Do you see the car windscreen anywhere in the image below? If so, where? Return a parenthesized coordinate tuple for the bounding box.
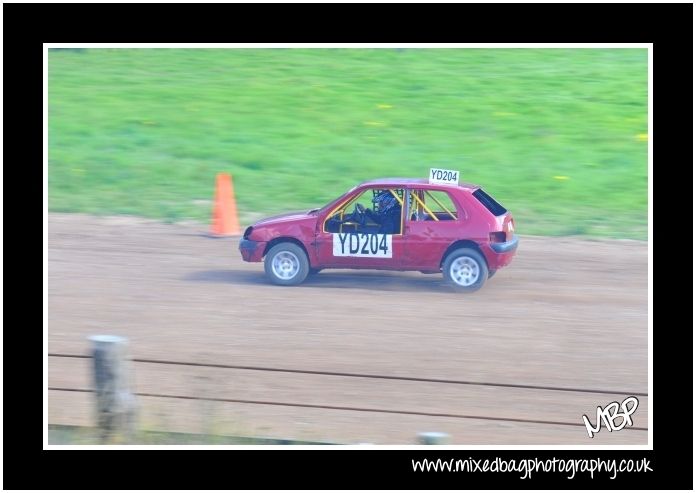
(472, 188, 507, 216)
(317, 185, 358, 214)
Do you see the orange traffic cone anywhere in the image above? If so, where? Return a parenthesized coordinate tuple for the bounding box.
(210, 173, 241, 236)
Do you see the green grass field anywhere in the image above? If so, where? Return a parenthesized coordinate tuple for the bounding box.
(49, 48, 648, 238)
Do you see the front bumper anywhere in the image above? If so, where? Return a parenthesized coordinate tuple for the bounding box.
(490, 234, 519, 254)
(239, 238, 265, 262)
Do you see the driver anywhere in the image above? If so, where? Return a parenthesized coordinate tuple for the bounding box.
(335, 190, 402, 234)
(364, 190, 402, 234)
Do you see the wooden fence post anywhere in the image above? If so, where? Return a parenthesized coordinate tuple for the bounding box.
(89, 335, 137, 443)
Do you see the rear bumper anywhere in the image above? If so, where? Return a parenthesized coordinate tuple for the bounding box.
(490, 234, 519, 253)
(239, 238, 265, 262)
(481, 235, 518, 270)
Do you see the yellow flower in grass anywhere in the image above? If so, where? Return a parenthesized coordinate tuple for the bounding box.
(377, 104, 392, 109)
(553, 175, 569, 181)
(635, 133, 648, 142)
(364, 121, 386, 126)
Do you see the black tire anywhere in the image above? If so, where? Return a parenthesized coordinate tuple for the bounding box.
(308, 267, 322, 276)
(442, 248, 488, 292)
(488, 269, 497, 279)
(264, 242, 309, 286)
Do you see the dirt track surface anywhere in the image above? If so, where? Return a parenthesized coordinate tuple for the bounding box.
(48, 213, 649, 444)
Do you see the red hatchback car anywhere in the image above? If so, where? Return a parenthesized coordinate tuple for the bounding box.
(239, 170, 518, 292)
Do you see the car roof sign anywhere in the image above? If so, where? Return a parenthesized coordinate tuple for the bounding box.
(429, 168, 459, 186)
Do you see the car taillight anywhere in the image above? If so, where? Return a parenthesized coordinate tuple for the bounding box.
(489, 232, 506, 243)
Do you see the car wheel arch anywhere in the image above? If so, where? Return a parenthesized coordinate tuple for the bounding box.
(263, 237, 313, 265)
(440, 240, 489, 270)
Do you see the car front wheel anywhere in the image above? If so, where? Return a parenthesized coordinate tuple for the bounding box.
(442, 248, 488, 292)
(264, 243, 309, 286)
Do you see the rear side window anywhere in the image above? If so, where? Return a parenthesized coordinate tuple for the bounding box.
(473, 189, 507, 216)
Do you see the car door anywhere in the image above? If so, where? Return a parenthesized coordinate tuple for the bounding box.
(314, 186, 406, 269)
(403, 187, 466, 271)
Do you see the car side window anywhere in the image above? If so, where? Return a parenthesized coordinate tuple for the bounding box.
(324, 188, 405, 235)
(408, 189, 459, 221)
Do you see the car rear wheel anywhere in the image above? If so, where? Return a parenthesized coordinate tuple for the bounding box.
(264, 243, 309, 286)
(442, 248, 488, 292)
